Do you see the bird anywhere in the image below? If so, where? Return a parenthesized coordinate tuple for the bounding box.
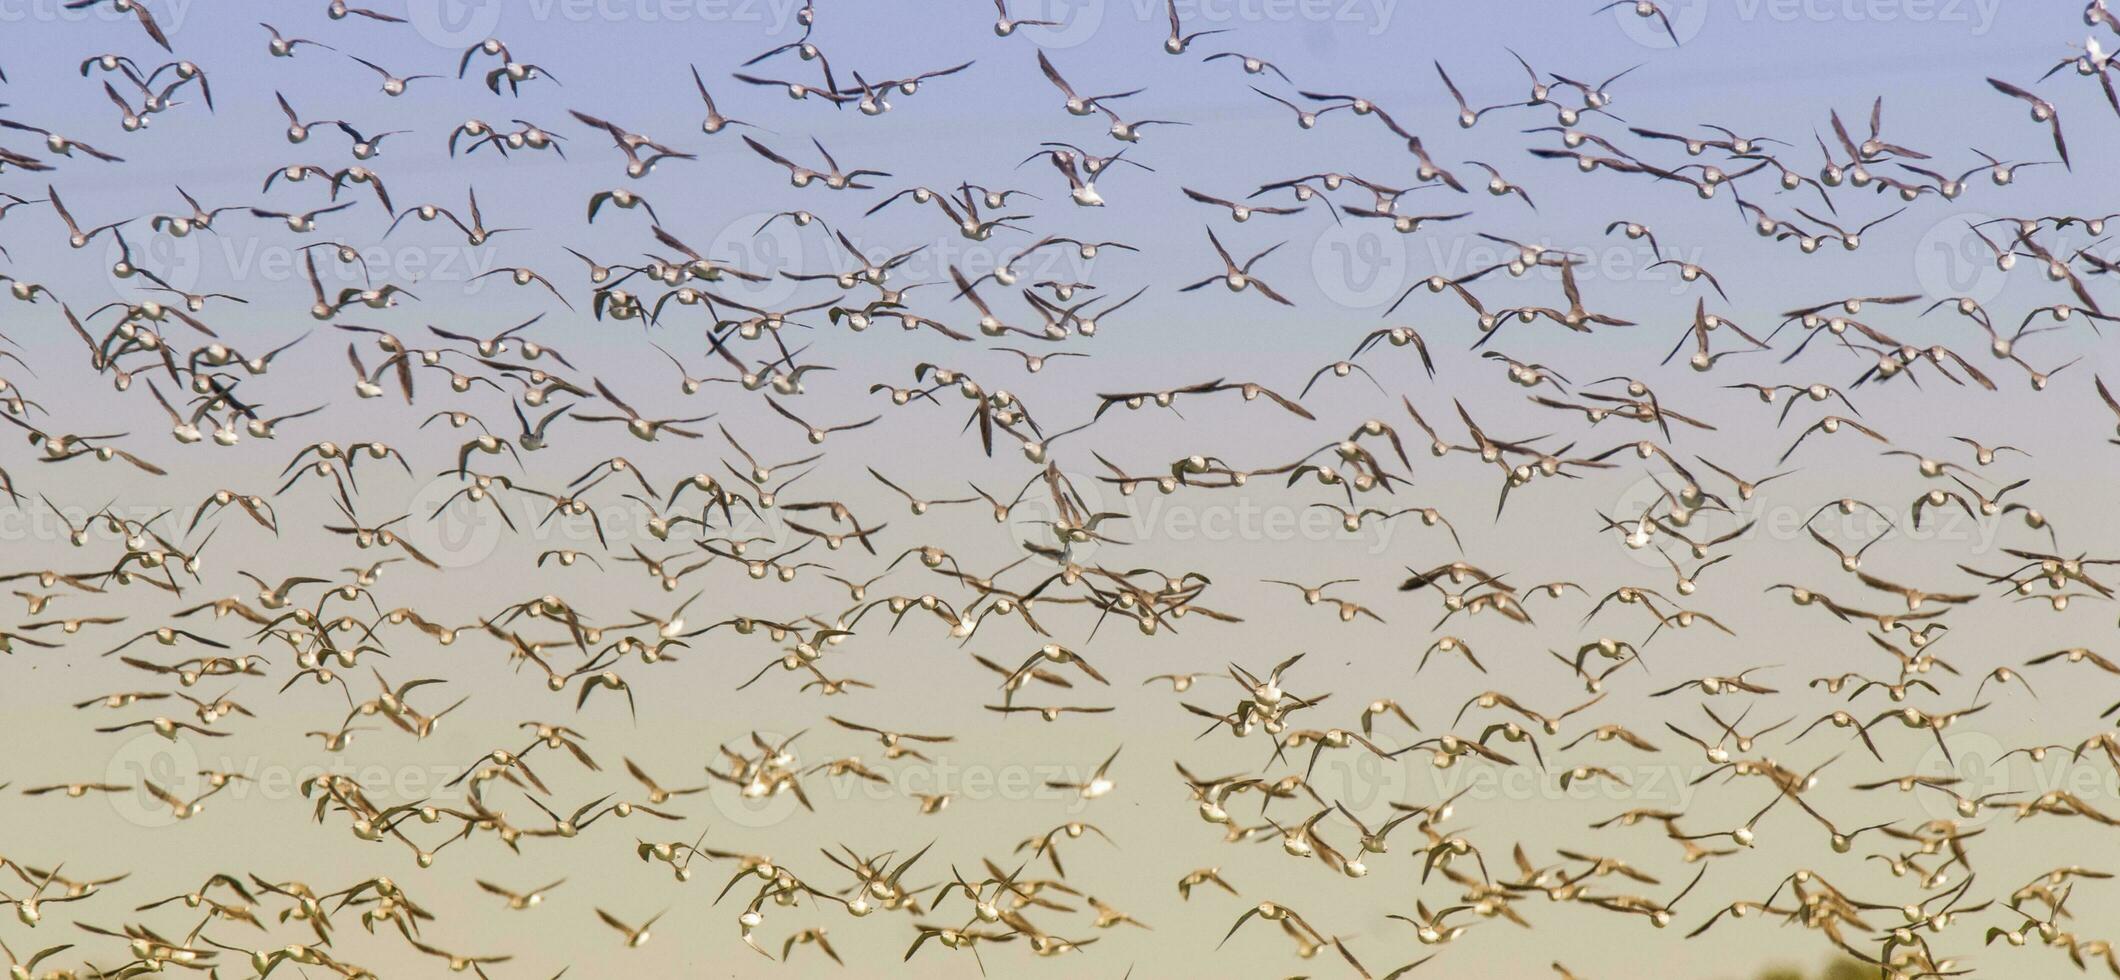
(595, 907, 665, 947)
(0, 121, 122, 162)
(1162, 0, 1227, 53)
(1593, 0, 1683, 45)
(682, 66, 754, 135)
(1183, 185, 1304, 221)
(346, 55, 439, 97)
(1036, 50, 1141, 117)
(1046, 746, 1121, 800)
(1988, 77, 2072, 168)
(259, 22, 332, 58)
(1205, 51, 1291, 81)
(992, 0, 1060, 35)
(1179, 227, 1296, 305)
(1436, 60, 1526, 128)
(573, 379, 713, 441)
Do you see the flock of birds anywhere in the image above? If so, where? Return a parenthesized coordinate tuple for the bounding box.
(5, 0, 2120, 977)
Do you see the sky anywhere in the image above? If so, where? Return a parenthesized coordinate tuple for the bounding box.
(2, 0, 2119, 978)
